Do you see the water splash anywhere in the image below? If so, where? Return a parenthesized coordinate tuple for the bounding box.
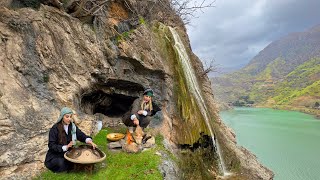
(169, 27, 229, 176)
(216, 138, 232, 176)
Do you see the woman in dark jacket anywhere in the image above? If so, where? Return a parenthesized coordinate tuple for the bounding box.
(123, 88, 161, 130)
(44, 107, 97, 172)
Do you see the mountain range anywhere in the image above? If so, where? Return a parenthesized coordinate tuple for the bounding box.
(212, 24, 320, 116)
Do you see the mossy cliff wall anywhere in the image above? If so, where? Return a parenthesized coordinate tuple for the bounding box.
(152, 23, 210, 145)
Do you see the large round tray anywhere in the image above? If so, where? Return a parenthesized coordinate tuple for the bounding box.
(64, 145, 106, 164)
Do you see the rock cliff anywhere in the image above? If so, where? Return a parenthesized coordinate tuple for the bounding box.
(0, 1, 273, 179)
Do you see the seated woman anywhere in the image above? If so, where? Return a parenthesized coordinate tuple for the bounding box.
(123, 88, 161, 132)
(44, 107, 97, 173)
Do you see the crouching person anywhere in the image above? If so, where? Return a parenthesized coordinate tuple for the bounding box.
(122, 88, 161, 132)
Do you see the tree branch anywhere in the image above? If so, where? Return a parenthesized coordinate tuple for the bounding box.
(170, 0, 216, 25)
(202, 59, 220, 77)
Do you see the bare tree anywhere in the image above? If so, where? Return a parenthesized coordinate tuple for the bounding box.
(202, 58, 220, 77)
(170, 0, 216, 24)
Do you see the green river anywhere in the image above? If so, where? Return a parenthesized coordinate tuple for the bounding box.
(220, 107, 320, 180)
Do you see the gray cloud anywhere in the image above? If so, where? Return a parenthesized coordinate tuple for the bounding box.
(187, 0, 320, 70)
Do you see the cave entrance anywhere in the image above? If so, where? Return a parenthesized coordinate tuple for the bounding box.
(80, 80, 144, 118)
(81, 90, 136, 117)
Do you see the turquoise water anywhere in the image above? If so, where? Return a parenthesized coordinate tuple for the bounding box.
(220, 107, 320, 180)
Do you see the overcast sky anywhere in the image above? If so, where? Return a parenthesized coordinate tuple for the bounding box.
(187, 0, 320, 72)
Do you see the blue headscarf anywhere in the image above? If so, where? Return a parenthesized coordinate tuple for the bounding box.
(57, 107, 73, 122)
(57, 107, 77, 145)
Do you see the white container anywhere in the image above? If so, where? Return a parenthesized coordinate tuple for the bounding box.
(97, 120, 103, 131)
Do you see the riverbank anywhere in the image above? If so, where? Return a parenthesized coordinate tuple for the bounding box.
(255, 105, 320, 119)
(217, 101, 320, 119)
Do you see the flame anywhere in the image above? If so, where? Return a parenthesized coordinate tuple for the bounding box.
(126, 130, 134, 145)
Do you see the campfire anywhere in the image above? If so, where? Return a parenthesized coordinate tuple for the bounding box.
(126, 129, 134, 144)
(107, 126, 155, 153)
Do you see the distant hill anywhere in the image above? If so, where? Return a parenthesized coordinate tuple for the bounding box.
(212, 24, 320, 116)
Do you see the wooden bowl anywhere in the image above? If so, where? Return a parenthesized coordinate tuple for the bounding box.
(106, 133, 125, 141)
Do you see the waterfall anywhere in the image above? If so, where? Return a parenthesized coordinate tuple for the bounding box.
(169, 27, 229, 176)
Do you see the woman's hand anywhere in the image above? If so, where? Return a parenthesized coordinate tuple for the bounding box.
(67, 141, 73, 149)
(137, 110, 144, 115)
(133, 119, 139, 125)
(87, 140, 97, 149)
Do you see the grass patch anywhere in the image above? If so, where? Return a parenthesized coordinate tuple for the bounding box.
(115, 29, 135, 44)
(35, 128, 164, 180)
(139, 16, 146, 25)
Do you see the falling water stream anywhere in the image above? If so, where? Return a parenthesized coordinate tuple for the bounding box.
(169, 27, 229, 176)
